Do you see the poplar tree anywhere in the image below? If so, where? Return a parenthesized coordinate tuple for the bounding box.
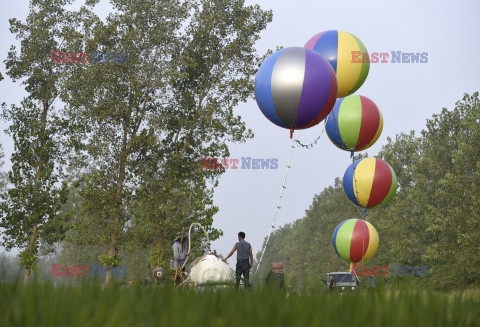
(0, 0, 76, 284)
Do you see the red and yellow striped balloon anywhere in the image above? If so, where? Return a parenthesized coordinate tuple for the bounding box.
(343, 158, 398, 208)
(325, 95, 383, 152)
(332, 218, 379, 263)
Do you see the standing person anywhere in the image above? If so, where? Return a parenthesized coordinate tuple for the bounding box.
(266, 262, 285, 292)
(223, 231, 253, 290)
(172, 232, 189, 271)
(328, 275, 336, 292)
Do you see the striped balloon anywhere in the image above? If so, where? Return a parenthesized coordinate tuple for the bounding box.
(343, 158, 397, 208)
(325, 95, 383, 152)
(254, 47, 338, 131)
(332, 218, 379, 263)
(305, 30, 369, 98)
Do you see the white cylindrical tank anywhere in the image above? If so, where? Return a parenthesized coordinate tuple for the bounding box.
(188, 254, 234, 287)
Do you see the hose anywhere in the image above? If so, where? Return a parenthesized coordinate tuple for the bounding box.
(180, 223, 210, 271)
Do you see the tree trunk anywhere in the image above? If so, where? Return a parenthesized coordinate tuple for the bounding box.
(23, 268, 31, 285)
(23, 222, 38, 286)
(23, 102, 48, 285)
(104, 243, 116, 285)
(105, 113, 130, 285)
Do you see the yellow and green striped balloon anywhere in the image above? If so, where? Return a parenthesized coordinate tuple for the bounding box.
(305, 30, 369, 98)
(332, 218, 379, 263)
(325, 95, 383, 152)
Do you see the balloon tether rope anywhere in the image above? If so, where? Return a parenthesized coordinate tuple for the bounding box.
(254, 137, 296, 276)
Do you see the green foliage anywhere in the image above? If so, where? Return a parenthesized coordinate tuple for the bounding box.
(0, 282, 479, 326)
(98, 252, 120, 267)
(18, 250, 37, 272)
(0, 1, 76, 282)
(148, 249, 164, 268)
(257, 93, 480, 291)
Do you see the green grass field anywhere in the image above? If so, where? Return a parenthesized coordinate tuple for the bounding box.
(1, 282, 479, 327)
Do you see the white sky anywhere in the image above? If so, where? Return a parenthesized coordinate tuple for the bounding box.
(1, 0, 479, 271)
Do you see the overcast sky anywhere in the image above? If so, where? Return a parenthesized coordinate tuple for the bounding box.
(1, 0, 479, 272)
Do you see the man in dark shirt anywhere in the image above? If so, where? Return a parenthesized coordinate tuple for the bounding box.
(328, 275, 336, 292)
(266, 262, 285, 292)
(223, 231, 253, 290)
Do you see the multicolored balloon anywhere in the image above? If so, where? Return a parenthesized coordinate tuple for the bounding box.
(325, 95, 383, 152)
(254, 47, 338, 134)
(305, 30, 369, 98)
(332, 218, 379, 263)
(343, 158, 397, 208)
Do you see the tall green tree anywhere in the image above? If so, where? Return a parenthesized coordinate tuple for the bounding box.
(63, 0, 272, 283)
(0, 0, 79, 284)
(61, 0, 194, 284)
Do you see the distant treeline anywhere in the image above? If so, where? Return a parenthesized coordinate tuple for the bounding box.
(255, 93, 480, 291)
